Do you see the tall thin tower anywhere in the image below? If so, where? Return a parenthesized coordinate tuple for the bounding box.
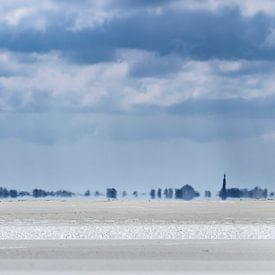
(220, 174, 227, 200)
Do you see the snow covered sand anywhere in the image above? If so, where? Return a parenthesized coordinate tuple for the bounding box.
(0, 223, 275, 239)
(0, 200, 274, 273)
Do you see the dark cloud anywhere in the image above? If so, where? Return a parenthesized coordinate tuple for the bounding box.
(0, 7, 274, 64)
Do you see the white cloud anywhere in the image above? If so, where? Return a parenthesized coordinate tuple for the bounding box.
(216, 61, 242, 73)
(0, 1, 57, 29)
(0, 50, 274, 113)
(4, 7, 31, 26)
(169, 0, 275, 16)
(234, 0, 275, 16)
(0, 0, 128, 30)
(0, 51, 131, 111)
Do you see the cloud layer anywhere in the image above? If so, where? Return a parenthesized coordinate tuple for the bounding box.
(0, 0, 275, 144)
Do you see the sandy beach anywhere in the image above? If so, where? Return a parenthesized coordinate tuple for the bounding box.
(0, 199, 274, 274)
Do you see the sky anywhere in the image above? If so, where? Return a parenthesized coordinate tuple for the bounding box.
(0, 0, 275, 193)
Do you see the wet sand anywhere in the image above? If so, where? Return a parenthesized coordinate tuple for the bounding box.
(0, 240, 274, 274)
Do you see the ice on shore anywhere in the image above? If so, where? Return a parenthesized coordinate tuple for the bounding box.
(0, 223, 274, 240)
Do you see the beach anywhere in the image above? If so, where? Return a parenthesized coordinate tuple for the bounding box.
(0, 200, 274, 274)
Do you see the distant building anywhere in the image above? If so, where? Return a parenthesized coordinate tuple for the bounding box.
(204, 190, 211, 198)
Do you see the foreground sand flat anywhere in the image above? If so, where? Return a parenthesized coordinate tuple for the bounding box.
(0, 200, 274, 274)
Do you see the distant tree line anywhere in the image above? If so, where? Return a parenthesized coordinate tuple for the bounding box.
(150, 185, 200, 201)
(0, 181, 272, 201)
(219, 186, 268, 200)
(32, 189, 74, 198)
(218, 174, 269, 200)
(0, 187, 74, 199)
(0, 187, 28, 198)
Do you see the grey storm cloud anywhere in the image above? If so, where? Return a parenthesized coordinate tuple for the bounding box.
(0, 7, 274, 64)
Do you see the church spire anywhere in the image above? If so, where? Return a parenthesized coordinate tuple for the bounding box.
(220, 174, 227, 200)
(223, 174, 226, 189)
